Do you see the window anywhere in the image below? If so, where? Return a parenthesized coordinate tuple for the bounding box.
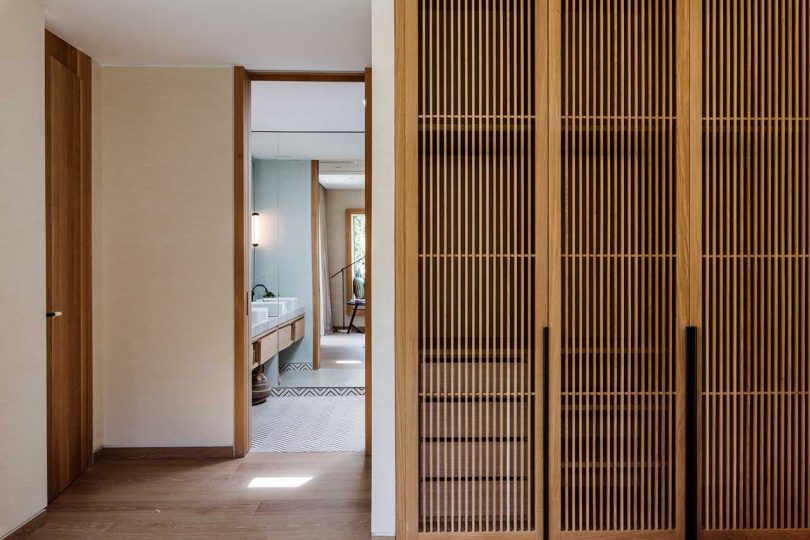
(345, 208, 365, 302)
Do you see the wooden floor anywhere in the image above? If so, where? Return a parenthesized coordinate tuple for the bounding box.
(19, 452, 378, 539)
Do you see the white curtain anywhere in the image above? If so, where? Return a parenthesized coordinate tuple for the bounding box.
(318, 186, 333, 335)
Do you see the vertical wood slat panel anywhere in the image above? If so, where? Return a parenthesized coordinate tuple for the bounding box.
(416, 0, 539, 533)
(401, 0, 810, 537)
(700, 0, 810, 536)
(556, 0, 679, 535)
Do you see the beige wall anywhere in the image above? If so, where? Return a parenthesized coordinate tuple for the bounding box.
(98, 67, 234, 447)
(0, 0, 47, 535)
(370, 0, 396, 534)
(324, 188, 365, 329)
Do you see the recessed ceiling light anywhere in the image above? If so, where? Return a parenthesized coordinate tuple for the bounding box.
(248, 476, 312, 488)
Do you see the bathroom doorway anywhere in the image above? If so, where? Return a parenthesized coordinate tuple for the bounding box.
(234, 70, 372, 456)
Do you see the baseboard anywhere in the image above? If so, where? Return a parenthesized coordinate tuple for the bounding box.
(2, 509, 46, 540)
(93, 446, 234, 460)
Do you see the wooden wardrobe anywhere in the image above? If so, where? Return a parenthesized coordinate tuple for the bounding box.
(396, 1, 810, 539)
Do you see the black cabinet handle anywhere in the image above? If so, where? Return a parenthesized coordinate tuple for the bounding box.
(542, 326, 549, 540)
(685, 326, 698, 540)
(47, 311, 63, 318)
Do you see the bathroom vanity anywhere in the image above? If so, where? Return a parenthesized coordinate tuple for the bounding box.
(251, 312, 305, 369)
(250, 298, 305, 403)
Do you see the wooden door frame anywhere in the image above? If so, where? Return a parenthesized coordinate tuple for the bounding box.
(45, 30, 94, 500)
(311, 159, 322, 370)
(233, 69, 373, 458)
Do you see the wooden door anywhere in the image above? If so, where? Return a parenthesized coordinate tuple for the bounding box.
(45, 31, 93, 501)
(698, 0, 810, 537)
(397, 0, 546, 537)
(548, 0, 686, 537)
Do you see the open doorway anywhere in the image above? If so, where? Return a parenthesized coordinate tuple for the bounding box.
(234, 71, 371, 456)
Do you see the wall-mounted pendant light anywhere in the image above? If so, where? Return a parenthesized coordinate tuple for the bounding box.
(251, 212, 260, 247)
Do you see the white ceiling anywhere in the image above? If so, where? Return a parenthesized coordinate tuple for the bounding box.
(251, 132, 364, 161)
(250, 81, 365, 164)
(319, 174, 365, 190)
(252, 81, 365, 132)
(44, 0, 371, 70)
(319, 161, 365, 190)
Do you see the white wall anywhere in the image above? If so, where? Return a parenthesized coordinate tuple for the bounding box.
(0, 0, 47, 535)
(370, 0, 396, 535)
(324, 188, 366, 329)
(98, 67, 234, 447)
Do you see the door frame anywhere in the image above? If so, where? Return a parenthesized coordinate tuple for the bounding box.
(233, 68, 373, 457)
(45, 30, 94, 500)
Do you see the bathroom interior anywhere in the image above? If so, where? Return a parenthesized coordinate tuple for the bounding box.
(248, 79, 367, 453)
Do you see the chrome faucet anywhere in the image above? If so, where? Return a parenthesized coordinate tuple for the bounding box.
(251, 283, 269, 302)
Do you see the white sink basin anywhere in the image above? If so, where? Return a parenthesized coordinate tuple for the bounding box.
(267, 297, 299, 312)
(252, 299, 290, 317)
(251, 307, 269, 324)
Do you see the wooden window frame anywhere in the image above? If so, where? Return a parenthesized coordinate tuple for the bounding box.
(344, 207, 366, 316)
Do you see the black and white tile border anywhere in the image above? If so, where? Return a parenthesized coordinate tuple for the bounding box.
(281, 363, 313, 372)
(270, 386, 365, 397)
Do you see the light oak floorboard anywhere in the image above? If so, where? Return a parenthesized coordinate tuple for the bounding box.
(23, 452, 380, 539)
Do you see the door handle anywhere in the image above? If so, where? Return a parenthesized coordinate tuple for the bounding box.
(685, 326, 698, 540)
(47, 311, 63, 318)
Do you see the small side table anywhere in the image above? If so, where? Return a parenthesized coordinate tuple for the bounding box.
(346, 299, 365, 334)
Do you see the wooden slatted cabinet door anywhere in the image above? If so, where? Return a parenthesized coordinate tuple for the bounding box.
(700, 0, 810, 537)
(399, 0, 545, 537)
(549, 0, 684, 537)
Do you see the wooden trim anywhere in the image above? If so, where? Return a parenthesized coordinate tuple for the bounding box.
(559, 532, 678, 540)
(676, 0, 701, 535)
(344, 207, 366, 316)
(45, 30, 93, 500)
(546, 0, 562, 535)
(700, 531, 810, 540)
(4, 510, 48, 540)
(683, 0, 704, 535)
(395, 0, 419, 537)
(93, 446, 234, 460)
(364, 66, 372, 456)
(548, 0, 564, 525)
(419, 533, 538, 540)
(234, 68, 374, 452)
(233, 66, 251, 458)
(311, 160, 321, 370)
(77, 42, 93, 477)
(249, 71, 365, 83)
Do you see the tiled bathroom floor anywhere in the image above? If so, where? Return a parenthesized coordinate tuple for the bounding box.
(250, 331, 366, 452)
(279, 332, 365, 388)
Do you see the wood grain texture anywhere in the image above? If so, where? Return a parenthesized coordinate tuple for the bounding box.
(396, 1, 809, 538)
(45, 30, 93, 502)
(233, 66, 251, 458)
(248, 71, 366, 82)
(406, 0, 540, 535)
(93, 447, 234, 460)
(396, 0, 422, 537)
(556, 0, 680, 536)
(700, 0, 810, 535)
(3, 511, 47, 540)
(311, 160, 322, 370)
(18, 453, 377, 539)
